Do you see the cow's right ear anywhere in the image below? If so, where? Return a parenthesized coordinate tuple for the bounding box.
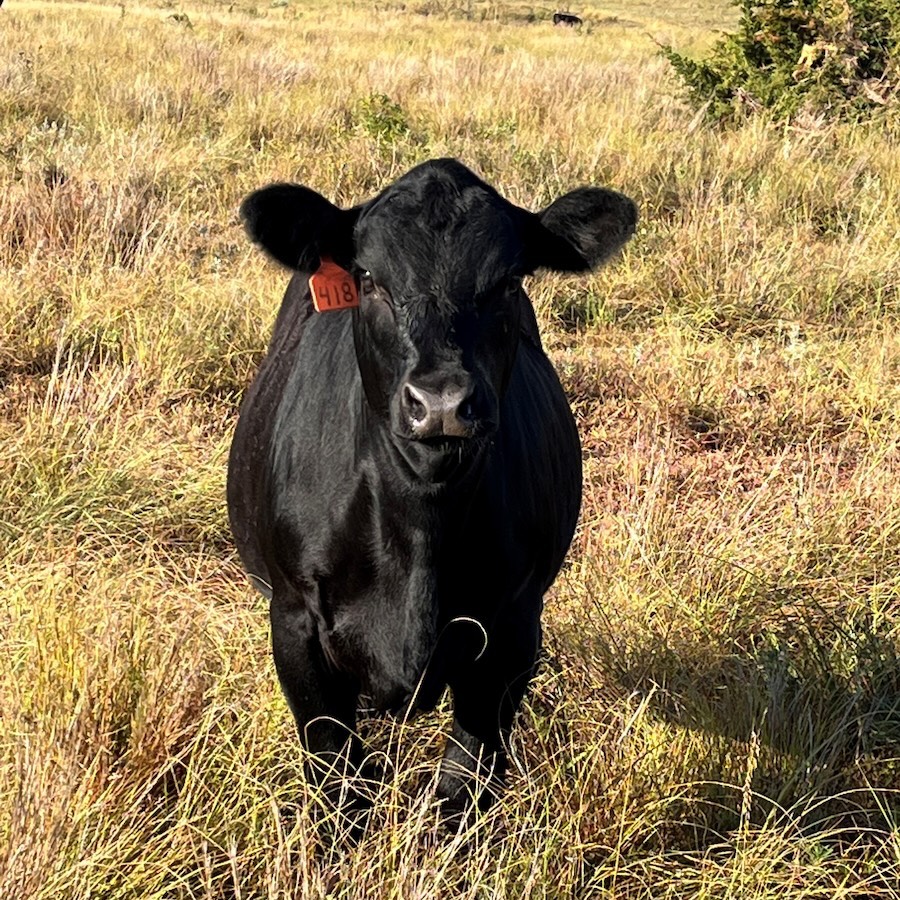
(240, 184, 361, 272)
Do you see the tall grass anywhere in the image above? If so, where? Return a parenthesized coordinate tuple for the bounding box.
(1, 0, 899, 896)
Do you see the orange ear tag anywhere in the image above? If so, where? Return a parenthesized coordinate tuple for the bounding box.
(309, 257, 359, 312)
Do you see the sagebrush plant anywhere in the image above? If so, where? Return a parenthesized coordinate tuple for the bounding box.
(1, 0, 900, 897)
(663, 0, 900, 122)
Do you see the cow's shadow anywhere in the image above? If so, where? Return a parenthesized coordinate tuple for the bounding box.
(540, 598, 900, 840)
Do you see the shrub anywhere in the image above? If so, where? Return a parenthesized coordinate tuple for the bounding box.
(662, 0, 900, 123)
(354, 92, 411, 144)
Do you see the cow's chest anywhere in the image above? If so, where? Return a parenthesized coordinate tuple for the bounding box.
(284, 470, 512, 626)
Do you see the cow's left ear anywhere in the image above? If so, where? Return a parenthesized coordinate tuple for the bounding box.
(240, 183, 361, 272)
(523, 187, 638, 273)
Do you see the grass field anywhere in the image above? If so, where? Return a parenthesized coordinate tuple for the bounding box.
(2, 0, 900, 896)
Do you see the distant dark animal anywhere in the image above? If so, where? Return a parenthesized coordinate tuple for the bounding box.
(553, 11, 582, 26)
(167, 11, 193, 28)
(228, 158, 636, 817)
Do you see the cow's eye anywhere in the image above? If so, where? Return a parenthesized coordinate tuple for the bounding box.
(359, 272, 376, 296)
(506, 276, 522, 294)
(359, 271, 394, 316)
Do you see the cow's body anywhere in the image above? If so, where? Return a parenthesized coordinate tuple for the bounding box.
(553, 11, 582, 26)
(228, 159, 636, 816)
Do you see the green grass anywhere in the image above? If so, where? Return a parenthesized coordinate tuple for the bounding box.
(1, 0, 899, 896)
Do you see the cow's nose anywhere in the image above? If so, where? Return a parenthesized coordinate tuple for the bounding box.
(402, 381, 476, 439)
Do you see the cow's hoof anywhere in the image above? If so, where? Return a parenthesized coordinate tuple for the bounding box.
(436, 771, 503, 833)
(309, 786, 373, 847)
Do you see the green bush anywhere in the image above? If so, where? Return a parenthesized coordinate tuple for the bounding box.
(354, 92, 411, 144)
(663, 0, 900, 123)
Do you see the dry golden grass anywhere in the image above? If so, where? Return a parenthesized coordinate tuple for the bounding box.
(2, 0, 899, 896)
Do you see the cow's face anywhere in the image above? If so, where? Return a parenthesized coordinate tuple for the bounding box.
(241, 159, 637, 482)
(349, 166, 529, 481)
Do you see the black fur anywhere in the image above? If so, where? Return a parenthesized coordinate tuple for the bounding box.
(553, 11, 582, 26)
(228, 158, 636, 816)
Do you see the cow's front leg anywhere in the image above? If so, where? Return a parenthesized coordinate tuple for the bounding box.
(269, 590, 362, 802)
(438, 610, 541, 819)
(437, 718, 505, 818)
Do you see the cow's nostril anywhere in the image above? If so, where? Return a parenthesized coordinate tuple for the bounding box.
(403, 383, 428, 424)
(402, 381, 477, 438)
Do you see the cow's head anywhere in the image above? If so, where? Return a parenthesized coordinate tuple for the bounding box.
(241, 159, 636, 482)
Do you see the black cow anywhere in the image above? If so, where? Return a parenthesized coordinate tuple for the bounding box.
(228, 158, 636, 817)
(553, 11, 582, 26)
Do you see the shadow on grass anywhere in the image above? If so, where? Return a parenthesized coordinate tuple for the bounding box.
(551, 591, 900, 847)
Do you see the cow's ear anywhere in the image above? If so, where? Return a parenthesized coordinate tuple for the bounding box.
(523, 187, 638, 273)
(240, 183, 361, 272)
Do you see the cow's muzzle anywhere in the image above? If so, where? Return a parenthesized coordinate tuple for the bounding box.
(392, 376, 494, 482)
(401, 380, 478, 440)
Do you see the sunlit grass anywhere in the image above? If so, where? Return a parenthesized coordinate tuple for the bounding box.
(1, 0, 899, 896)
